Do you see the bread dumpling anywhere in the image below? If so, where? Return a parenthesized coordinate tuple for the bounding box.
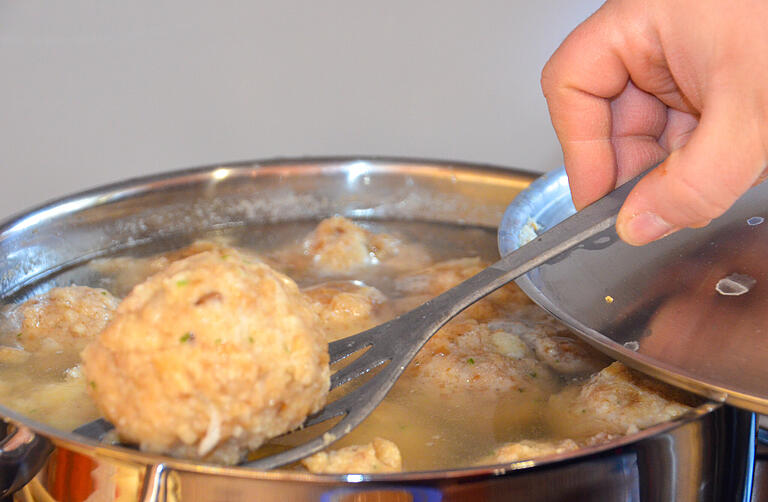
(82, 249, 330, 464)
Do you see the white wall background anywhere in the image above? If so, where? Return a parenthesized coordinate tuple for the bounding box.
(0, 1, 602, 220)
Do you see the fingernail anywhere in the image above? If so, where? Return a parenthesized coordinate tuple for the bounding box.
(619, 212, 676, 246)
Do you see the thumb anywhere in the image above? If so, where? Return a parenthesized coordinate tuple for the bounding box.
(616, 93, 768, 246)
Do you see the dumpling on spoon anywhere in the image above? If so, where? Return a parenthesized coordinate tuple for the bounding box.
(81, 249, 330, 464)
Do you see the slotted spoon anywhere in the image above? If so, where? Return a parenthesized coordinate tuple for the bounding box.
(75, 174, 640, 469)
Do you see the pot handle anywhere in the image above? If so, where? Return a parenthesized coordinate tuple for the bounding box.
(0, 421, 54, 498)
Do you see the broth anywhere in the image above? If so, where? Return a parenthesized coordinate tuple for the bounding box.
(0, 219, 695, 471)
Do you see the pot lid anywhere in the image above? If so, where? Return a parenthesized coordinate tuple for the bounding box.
(498, 168, 768, 414)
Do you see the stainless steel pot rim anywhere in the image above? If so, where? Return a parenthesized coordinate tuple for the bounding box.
(1, 401, 722, 481)
(0, 156, 724, 481)
(0, 155, 525, 238)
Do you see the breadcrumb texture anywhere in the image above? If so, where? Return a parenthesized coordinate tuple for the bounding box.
(487, 305, 610, 376)
(81, 250, 330, 464)
(404, 318, 558, 397)
(547, 362, 694, 437)
(0, 286, 116, 429)
(302, 437, 402, 474)
(299, 216, 431, 275)
(482, 439, 579, 464)
(303, 280, 390, 341)
(90, 241, 239, 297)
(395, 257, 531, 321)
(477, 432, 620, 466)
(13, 286, 118, 354)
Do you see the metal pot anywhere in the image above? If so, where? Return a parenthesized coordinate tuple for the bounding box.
(0, 158, 756, 502)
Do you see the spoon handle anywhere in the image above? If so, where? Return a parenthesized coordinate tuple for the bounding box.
(407, 174, 642, 338)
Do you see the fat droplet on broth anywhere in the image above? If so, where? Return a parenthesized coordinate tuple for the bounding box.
(747, 216, 765, 226)
(715, 273, 757, 296)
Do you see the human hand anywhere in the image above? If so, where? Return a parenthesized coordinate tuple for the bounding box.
(541, 0, 768, 245)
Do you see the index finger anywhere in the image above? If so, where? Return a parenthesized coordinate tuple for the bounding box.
(541, 5, 629, 209)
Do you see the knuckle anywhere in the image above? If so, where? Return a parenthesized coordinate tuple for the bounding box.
(671, 173, 736, 221)
(540, 61, 557, 98)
